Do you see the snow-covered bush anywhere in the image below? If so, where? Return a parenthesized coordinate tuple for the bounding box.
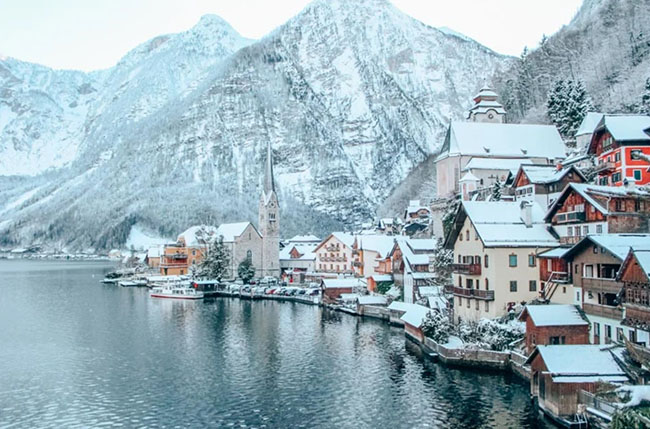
(422, 311, 452, 344)
(457, 317, 525, 351)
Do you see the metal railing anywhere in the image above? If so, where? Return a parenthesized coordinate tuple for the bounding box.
(452, 286, 495, 300)
(451, 263, 482, 275)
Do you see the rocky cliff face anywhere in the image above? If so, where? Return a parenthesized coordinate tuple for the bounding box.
(0, 0, 510, 251)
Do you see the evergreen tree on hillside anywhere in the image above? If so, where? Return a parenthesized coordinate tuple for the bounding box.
(198, 235, 230, 280)
(546, 79, 594, 142)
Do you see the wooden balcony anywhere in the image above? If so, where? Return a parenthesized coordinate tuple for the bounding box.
(583, 303, 623, 320)
(555, 211, 586, 224)
(452, 286, 494, 301)
(451, 263, 481, 275)
(594, 161, 616, 173)
(623, 304, 650, 329)
(166, 253, 188, 260)
(581, 277, 623, 294)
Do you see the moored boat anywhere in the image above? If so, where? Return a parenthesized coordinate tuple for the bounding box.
(150, 282, 204, 300)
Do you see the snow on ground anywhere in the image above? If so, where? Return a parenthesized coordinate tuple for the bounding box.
(616, 385, 650, 408)
(125, 225, 171, 250)
(444, 335, 464, 349)
(2, 186, 42, 213)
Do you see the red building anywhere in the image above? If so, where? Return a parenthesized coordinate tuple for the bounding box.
(588, 114, 650, 186)
(619, 248, 650, 346)
(518, 305, 589, 355)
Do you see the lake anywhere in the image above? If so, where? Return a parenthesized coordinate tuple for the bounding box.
(0, 260, 550, 428)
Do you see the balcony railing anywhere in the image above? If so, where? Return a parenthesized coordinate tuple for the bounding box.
(452, 286, 494, 301)
(161, 261, 189, 268)
(623, 304, 650, 329)
(325, 245, 340, 252)
(594, 161, 616, 173)
(451, 263, 481, 275)
(555, 211, 586, 224)
(352, 261, 362, 268)
(581, 277, 623, 294)
(165, 253, 188, 260)
(582, 303, 623, 320)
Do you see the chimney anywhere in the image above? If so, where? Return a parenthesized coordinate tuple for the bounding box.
(520, 201, 533, 228)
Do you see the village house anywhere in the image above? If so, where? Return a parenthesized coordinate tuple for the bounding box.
(314, 232, 355, 275)
(518, 305, 589, 355)
(619, 248, 650, 347)
(145, 245, 162, 269)
(320, 278, 365, 304)
(587, 114, 650, 186)
(536, 247, 577, 305)
(400, 303, 431, 343)
(527, 345, 628, 424)
(459, 157, 530, 201)
(575, 112, 604, 153)
(279, 234, 320, 283)
(561, 234, 650, 346)
(445, 201, 559, 322)
(512, 164, 586, 209)
(160, 225, 217, 276)
(352, 235, 395, 279)
(545, 183, 650, 246)
(389, 238, 437, 304)
(435, 88, 566, 198)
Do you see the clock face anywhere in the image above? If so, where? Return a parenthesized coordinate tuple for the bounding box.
(488, 113, 494, 119)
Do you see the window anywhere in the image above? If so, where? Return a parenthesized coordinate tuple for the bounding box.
(475, 300, 479, 310)
(630, 330, 637, 343)
(567, 226, 573, 236)
(269, 213, 276, 221)
(605, 325, 612, 343)
(593, 245, 598, 254)
(615, 199, 623, 211)
(484, 255, 489, 268)
(467, 299, 470, 308)
(583, 226, 589, 235)
(549, 336, 566, 345)
(585, 265, 594, 278)
(192, 249, 196, 256)
(475, 256, 481, 265)
(458, 297, 462, 306)
(594, 322, 600, 336)
(485, 301, 489, 312)
(575, 264, 579, 274)
(510, 281, 517, 292)
(576, 291, 581, 302)
(529, 280, 537, 292)
(615, 151, 621, 162)
(458, 276, 462, 287)
(466, 279, 474, 289)
(466, 231, 470, 241)
(528, 254, 536, 267)
(247, 250, 252, 261)
(460, 233, 463, 241)
(613, 172, 621, 183)
(485, 278, 489, 290)
(634, 170, 642, 181)
(509, 254, 517, 267)
(458, 255, 462, 263)
(635, 200, 642, 211)
(617, 328, 624, 342)
(596, 224, 603, 234)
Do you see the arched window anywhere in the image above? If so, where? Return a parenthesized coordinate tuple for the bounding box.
(247, 250, 252, 261)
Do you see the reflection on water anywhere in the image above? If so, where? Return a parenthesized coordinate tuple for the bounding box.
(0, 260, 549, 428)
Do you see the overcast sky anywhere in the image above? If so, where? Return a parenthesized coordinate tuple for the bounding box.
(0, 0, 583, 72)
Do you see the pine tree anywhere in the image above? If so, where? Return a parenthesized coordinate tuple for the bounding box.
(237, 256, 256, 284)
(491, 179, 502, 201)
(430, 237, 453, 287)
(198, 235, 230, 280)
(546, 79, 594, 142)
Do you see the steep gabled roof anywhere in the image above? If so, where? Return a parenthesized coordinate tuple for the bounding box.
(358, 235, 395, 258)
(526, 345, 628, 383)
(596, 115, 650, 141)
(544, 183, 650, 222)
(618, 249, 650, 283)
(514, 164, 586, 186)
(562, 234, 650, 262)
(576, 112, 604, 137)
(519, 305, 588, 327)
(437, 121, 566, 161)
(313, 232, 355, 252)
(445, 201, 559, 249)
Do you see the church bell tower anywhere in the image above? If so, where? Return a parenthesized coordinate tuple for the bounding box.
(259, 141, 280, 278)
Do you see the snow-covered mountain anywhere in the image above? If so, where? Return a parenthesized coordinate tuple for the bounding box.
(0, 0, 510, 251)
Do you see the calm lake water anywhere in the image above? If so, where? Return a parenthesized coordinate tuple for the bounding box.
(0, 260, 550, 428)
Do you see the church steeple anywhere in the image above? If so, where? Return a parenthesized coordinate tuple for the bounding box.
(259, 141, 280, 278)
(263, 140, 275, 196)
(467, 86, 506, 123)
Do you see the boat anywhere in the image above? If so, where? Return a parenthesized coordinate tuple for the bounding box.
(119, 280, 139, 287)
(150, 282, 204, 300)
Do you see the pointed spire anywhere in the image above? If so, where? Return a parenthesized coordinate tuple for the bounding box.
(264, 141, 275, 195)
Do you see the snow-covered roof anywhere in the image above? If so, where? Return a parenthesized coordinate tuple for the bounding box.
(387, 301, 418, 313)
(520, 305, 588, 327)
(406, 200, 430, 215)
(331, 232, 355, 248)
(438, 121, 567, 161)
(322, 278, 364, 289)
(576, 112, 604, 136)
(460, 201, 559, 248)
(215, 222, 252, 242)
(537, 247, 571, 259)
(177, 225, 218, 247)
(147, 246, 161, 258)
(288, 234, 321, 243)
(279, 244, 316, 261)
(394, 237, 433, 267)
(473, 87, 499, 99)
(357, 295, 388, 306)
(400, 304, 431, 328)
(411, 272, 436, 280)
(463, 157, 533, 174)
(368, 274, 393, 282)
(358, 235, 395, 258)
(459, 171, 479, 182)
(635, 250, 650, 278)
(340, 293, 361, 302)
(427, 296, 447, 311)
(581, 234, 650, 261)
(596, 114, 650, 142)
(418, 286, 443, 297)
(545, 183, 650, 220)
(407, 239, 437, 252)
(528, 345, 628, 384)
(517, 165, 585, 185)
